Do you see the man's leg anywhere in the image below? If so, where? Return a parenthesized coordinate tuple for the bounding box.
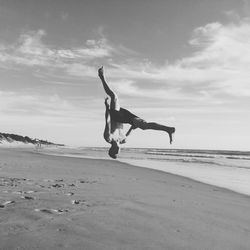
(133, 118, 175, 144)
(98, 67, 120, 111)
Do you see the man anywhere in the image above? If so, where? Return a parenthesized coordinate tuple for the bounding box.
(98, 66, 175, 159)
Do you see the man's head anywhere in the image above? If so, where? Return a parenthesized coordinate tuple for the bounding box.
(108, 140, 120, 159)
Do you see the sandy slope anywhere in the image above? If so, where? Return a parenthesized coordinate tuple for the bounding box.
(0, 147, 250, 250)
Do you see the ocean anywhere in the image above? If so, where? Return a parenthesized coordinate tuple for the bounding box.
(41, 147, 250, 196)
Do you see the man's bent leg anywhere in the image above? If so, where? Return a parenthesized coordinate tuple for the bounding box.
(98, 67, 120, 111)
(133, 118, 175, 144)
(146, 122, 175, 144)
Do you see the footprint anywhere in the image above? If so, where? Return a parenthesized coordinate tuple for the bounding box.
(52, 184, 64, 188)
(21, 196, 35, 200)
(78, 179, 97, 184)
(43, 179, 54, 182)
(65, 192, 74, 196)
(3, 200, 15, 206)
(0, 200, 15, 208)
(55, 179, 64, 182)
(71, 199, 86, 205)
(34, 208, 68, 214)
(24, 190, 36, 194)
(34, 208, 53, 214)
(51, 209, 69, 214)
(12, 191, 23, 194)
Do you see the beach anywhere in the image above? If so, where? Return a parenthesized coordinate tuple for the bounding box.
(0, 147, 250, 250)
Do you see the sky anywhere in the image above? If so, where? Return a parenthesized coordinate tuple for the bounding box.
(0, 0, 250, 150)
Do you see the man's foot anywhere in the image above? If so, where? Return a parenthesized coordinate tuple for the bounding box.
(98, 66, 104, 78)
(168, 127, 175, 144)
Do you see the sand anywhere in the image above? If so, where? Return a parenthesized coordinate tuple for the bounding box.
(0, 147, 250, 250)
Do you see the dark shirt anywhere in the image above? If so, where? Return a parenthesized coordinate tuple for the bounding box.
(110, 108, 138, 125)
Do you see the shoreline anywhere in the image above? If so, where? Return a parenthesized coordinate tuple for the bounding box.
(36, 148, 250, 197)
(119, 158, 250, 197)
(1, 147, 250, 249)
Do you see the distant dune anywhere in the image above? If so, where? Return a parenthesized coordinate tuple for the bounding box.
(0, 132, 64, 147)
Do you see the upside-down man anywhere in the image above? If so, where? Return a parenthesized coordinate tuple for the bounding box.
(98, 66, 175, 159)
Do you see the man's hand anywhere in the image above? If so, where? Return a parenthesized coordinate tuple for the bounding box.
(120, 138, 127, 144)
(104, 97, 109, 108)
(98, 66, 104, 78)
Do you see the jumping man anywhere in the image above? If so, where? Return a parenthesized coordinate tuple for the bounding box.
(98, 66, 175, 159)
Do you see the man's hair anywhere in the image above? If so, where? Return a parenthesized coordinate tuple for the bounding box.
(108, 142, 119, 159)
(108, 149, 117, 159)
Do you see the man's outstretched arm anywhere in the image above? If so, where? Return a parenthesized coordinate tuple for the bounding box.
(103, 98, 111, 143)
(126, 125, 134, 137)
(120, 125, 135, 144)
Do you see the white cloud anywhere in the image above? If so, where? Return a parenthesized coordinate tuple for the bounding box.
(0, 30, 114, 71)
(0, 90, 104, 123)
(2, 18, 250, 101)
(110, 79, 184, 100)
(107, 18, 250, 99)
(18, 30, 52, 56)
(0, 91, 72, 117)
(76, 39, 114, 58)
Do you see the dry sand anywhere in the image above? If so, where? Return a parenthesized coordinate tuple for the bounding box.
(0, 147, 250, 250)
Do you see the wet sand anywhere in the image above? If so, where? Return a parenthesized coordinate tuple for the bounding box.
(0, 147, 250, 250)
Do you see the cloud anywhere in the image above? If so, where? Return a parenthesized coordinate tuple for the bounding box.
(178, 19, 250, 97)
(186, 21, 250, 68)
(107, 18, 250, 100)
(0, 30, 55, 67)
(0, 90, 72, 118)
(0, 90, 102, 124)
(0, 30, 114, 72)
(110, 79, 185, 100)
(2, 18, 250, 102)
